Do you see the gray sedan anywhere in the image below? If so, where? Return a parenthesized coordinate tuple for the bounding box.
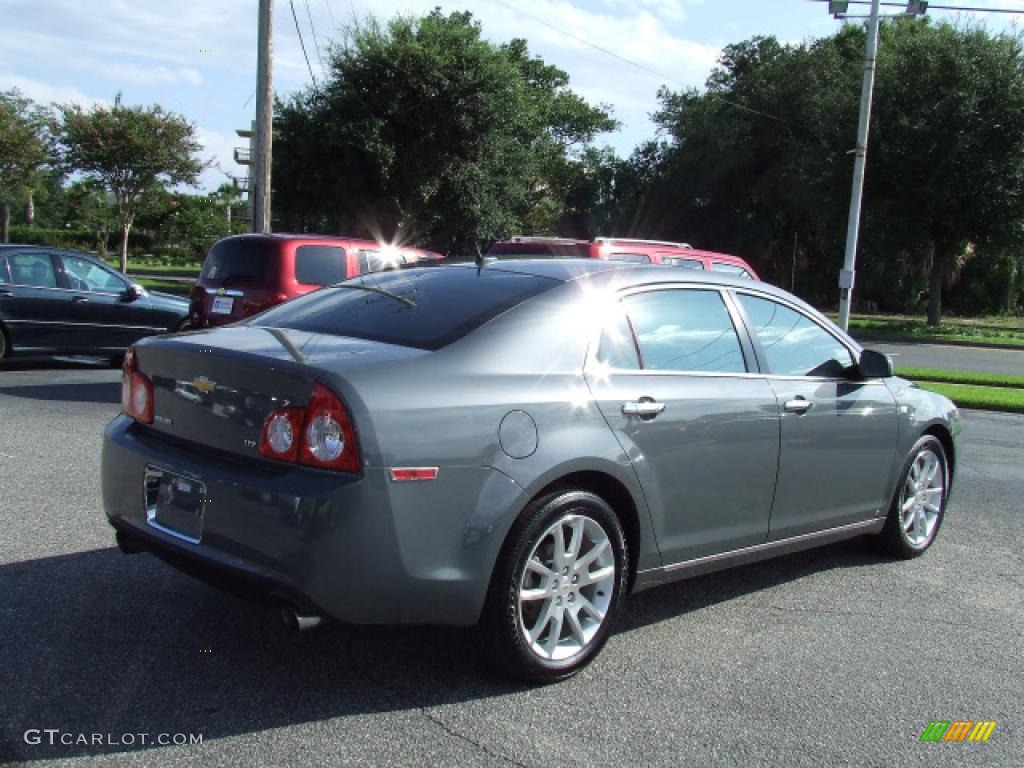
(102, 259, 960, 682)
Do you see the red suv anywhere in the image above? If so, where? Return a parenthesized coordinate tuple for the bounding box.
(486, 236, 759, 279)
(189, 234, 442, 328)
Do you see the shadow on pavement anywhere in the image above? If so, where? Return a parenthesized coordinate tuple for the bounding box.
(0, 356, 116, 371)
(0, 381, 120, 404)
(0, 535, 885, 762)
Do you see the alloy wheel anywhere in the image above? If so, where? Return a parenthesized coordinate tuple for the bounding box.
(898, 447, 945, 548)
(517, 513, 616, 662)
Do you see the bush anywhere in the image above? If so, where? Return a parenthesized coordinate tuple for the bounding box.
(5, 226, 100, 251)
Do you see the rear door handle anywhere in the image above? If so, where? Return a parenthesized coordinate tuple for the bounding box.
(0, 289, 13, 297)
(784, 398, 813, 414)
(72, 296, 89, 304)
(622, 399, 666, 418)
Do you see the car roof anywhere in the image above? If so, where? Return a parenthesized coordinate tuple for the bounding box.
(0, 243, 98, 258)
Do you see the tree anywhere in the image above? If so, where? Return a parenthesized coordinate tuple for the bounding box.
(636, 20, 1024, 321)
(273, 10, 616, 252)
(59, 94, 205, 272)
(0, 89, 54, 243)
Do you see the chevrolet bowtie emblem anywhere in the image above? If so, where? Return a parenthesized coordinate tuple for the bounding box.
(192, 376, 216, 394)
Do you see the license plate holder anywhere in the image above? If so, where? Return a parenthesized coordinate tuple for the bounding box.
(144, 466, 206, 544)
(211, 296, 234, 315)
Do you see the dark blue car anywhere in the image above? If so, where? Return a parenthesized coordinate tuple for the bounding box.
(0, 245, 189, 361)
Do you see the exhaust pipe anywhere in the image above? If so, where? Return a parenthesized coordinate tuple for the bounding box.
(280, 604, 322, 631)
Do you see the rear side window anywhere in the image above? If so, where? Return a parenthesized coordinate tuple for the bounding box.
(661, 256, 705, 270)
(202, 238, 274, 282)
(251, 266, 559, 350)
(596, 305, 640, 370)
(295, 245, 346, 285)
(712, 262, 752, 279)
(623, 289, 746, 373)
(7, 252, 57, 287)
(737, 294, 853, 377)
(607, 252, 651, 264)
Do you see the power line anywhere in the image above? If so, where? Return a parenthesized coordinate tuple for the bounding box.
(491, 0, 802, 128)
(304, 0, 325, 68)
(289, 0, 318, 87)
(322, 0, 337, 29)
(809, 0, 1024, 13)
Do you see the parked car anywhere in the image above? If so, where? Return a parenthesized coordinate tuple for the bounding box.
(0, 244, 188, 361)
(189, 233, 442, 328)
(103, 259, 959, 682)
(486, 236, 759, 278)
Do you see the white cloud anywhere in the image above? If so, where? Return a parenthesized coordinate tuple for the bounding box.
(0, 74, 106, 108)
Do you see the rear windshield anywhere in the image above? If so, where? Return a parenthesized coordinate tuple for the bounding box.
(250, 266, 560, 350)
(487, 242, 591, 258)
(201, 238, 274, 282)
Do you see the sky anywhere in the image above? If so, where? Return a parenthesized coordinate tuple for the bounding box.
(2, 0, 1023, 192)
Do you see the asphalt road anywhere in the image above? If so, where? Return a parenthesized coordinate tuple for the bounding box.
(1, 362, 1022, 767)
(867, 342, 1024, 375)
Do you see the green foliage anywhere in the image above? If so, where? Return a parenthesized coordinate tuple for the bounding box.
(5, 226, 99, 251)
(273, 10, 616, 252)
(59, 94, 206, 270)
(0, 88, 56, 240)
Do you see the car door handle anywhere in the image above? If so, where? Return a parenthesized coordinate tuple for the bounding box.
(71, 296, 89, 304)
(0, 289, 13, 298)
(784, 398, 813, 414)
(622, 399, 666, 417)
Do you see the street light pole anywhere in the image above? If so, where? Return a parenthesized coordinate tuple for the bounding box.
(837, 0, 881, 332)
(252, 0, 273, 234)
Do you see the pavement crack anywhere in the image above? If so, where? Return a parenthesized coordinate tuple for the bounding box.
(419, 708, 531, 768)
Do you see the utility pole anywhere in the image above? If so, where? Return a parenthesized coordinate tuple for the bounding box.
(829, 1, 928, 330)
(837, 0, 881, 332)
(252, 0, 273, 234)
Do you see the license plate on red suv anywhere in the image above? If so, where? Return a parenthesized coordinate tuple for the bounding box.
(144, 466, 206, 544)
(211, 296, 234, 315)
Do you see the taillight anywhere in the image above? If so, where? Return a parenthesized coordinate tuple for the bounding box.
(258, 407, 304, 462)
(259, 382, 360, 472)
(121, 348, 154, 424)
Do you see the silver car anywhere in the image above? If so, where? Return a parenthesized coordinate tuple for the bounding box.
(102, 259, 960, 682)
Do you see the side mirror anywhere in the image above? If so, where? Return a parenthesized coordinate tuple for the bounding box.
(123, 283, 146, 301)
(857, 348, 893, 379)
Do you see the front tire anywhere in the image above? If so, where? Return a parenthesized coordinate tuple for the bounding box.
(0, 323, 8, 359)
(479, 489, 628, 683)
(879, 435, 949, 558)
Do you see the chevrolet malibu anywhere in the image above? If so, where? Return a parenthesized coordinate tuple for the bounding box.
(102, 260, 960, 682)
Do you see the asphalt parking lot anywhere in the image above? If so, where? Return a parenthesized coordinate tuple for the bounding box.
(1, 360, 1021, 767)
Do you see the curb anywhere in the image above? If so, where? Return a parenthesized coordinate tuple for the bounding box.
(853, 334, 1024, 352)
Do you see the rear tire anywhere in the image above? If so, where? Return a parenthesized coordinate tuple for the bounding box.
(879, 435, 948, 559)
(0, 323, 8, 359)
(478, 489, 628, 683)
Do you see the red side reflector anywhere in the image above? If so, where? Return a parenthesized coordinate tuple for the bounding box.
(390, 468, 439, 482)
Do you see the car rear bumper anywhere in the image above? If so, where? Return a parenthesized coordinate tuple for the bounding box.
(102, 415, 527, 626)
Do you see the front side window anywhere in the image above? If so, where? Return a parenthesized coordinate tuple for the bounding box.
(61, 255, 127, 293)
(357, 249, 406, 275)
(295, 245, 346, 285)
(623, 289, 746, 373)
(737, 294, 853, 377)
(7, 252, 57, 288)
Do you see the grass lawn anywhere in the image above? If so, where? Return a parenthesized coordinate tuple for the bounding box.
(896, 367, 1024, 389)
(845, 316, 1024, 348)
(914, 381, 1024, 414)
